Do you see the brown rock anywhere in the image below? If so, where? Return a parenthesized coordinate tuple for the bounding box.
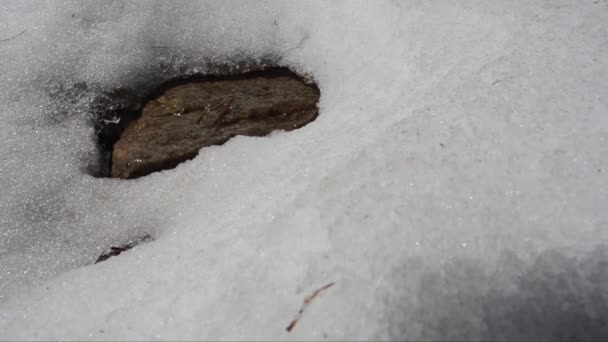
(111, 70, 320, 179)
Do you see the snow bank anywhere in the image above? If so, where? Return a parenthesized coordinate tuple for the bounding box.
(0, 1, 607, 340)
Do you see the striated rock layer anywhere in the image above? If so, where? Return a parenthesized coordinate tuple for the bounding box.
(112, 70, 320, 179)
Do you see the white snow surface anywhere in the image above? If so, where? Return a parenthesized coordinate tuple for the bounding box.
(0, 1, 607, 340)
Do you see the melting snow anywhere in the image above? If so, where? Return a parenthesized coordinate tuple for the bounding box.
(0, 1, 607, 340)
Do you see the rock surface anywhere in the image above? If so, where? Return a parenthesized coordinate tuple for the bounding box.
(112, 69, 320, 179)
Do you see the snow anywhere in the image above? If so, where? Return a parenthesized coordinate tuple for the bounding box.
(0, 0, 607, 340)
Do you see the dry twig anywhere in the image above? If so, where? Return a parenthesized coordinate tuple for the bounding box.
(286, 282, 335, 333)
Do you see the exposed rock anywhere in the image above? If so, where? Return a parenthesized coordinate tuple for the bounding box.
(111, 69, 320, 179)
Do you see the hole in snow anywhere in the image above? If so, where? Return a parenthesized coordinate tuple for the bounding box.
(93, 67, 320, 179)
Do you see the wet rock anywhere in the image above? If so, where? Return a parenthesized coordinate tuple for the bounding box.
(111, 69, 320, 179)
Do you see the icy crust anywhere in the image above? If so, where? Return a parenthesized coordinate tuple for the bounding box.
(1, 1, 607, 340)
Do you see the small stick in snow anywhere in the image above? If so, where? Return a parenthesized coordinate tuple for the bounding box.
(286, 282, 335, 333)
(0, 28, 27, 43)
